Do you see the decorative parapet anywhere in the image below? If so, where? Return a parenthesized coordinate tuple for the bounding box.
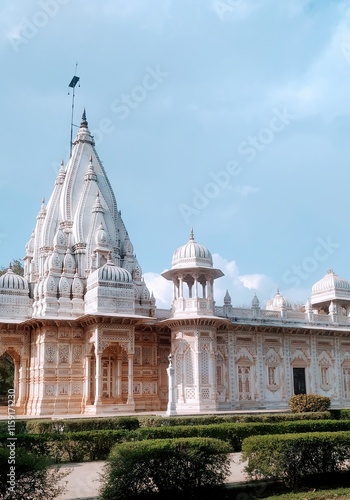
(214, 306, 350, 329)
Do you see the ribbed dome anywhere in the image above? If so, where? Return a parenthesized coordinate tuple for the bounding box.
(312, 270, 350, 294)
(0, 267, 29, 290)
(266, 288, 291, 311)
(88, 260, 132, 284)
(172, 230, 213, 269)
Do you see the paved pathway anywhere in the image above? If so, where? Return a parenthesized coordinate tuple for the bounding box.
(56, 453, 247, 500)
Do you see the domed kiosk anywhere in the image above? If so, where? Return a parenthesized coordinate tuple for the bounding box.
(162, 230, 223, 317)
(311, 269, 350, 316)
(0, 264, 31, 321)
(161, 231, 226, 415)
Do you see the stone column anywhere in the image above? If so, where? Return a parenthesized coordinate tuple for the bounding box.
(84, 356, 91, 405)
(17, 359, 27, 407)
(127, 354, 134, 404)
(94, 353, 102, 405)
(194, 275, 198, 298)
(166, 354, 176, 416)
(116, 358, 122, 400)
(14, 360, 19, 405)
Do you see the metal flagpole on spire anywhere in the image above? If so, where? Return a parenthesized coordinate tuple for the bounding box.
(68, 63, 80, 157)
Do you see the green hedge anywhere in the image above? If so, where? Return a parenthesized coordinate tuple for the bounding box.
(2, 419, 350, 461)
(100, 437, 231, 499)
(0, 429, 128, 462)
(132, 419, 350, 452)
(137, 411, 332, 427)
(25, 416, 139, 434)
(242, 431, 350, 487)
(0, 411, 341, 437)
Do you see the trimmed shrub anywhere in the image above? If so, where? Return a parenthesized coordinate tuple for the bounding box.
(25, 416, 139, 434)
(242, 431, 350, 487)
(63, 430, 128, 461)
(138, 411, 331, 427)
(131, 419, 350, 452)
(0, 447, 70, 499)
(100, 437, 231, 499)
(0, 419, 27, 435)
(289, 394, 331, 413)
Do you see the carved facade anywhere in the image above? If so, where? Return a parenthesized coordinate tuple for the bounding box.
(1, 112, 350, 415)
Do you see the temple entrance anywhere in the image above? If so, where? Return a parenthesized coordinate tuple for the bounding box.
(88, 345, 128, 405)
(0, 353, 14, 405)
(293, 367, 306, 395)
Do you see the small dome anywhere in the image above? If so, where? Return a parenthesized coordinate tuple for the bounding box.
(172, 230, 213, 269)
(53, 227, 67, 248)
(0, 266, 29, 291)
(224, 290, 231, 305)
(63, 249, 76, 274)
(312, 269, 350, 294)
(123, 234, 134, 257)
(25, 230, 35, 255)
(266, 288, 292, 311)
(89, 259, 132, 285)
(95, 223, 108, 248)
(252, 294, 260, 308)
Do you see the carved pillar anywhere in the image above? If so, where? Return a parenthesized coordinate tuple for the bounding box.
(179, 275, 184, 298)
(13, 360, 19, 405)
(84, 356, 91, 405)
(17, 359, 27, 406)
(94, 353, 102, 405)
(334, 337, 342, 403)
(127, 354, 134, 404)
(283, 334, 292, 401)
(256, 333, 265, 405)
(310, 335, 318, 394)
(194, 275, 198, 298)
(116, 357, 122, 400)
(166, 354, 176, 416)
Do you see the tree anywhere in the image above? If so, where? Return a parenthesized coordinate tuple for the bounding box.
(0, 449, 70, 499)
(0, 259, 24, 277)
(0, 353, 14, 398)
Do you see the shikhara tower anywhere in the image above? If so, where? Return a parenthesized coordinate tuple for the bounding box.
(24, 110, 152, 319)
(1, 111, 350, 416)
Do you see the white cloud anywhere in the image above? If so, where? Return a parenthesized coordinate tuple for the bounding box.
(143, 271, 172, 308)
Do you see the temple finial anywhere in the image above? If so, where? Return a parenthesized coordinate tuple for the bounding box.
(190, 228, 194, 240)
(80, 108, 88, 128)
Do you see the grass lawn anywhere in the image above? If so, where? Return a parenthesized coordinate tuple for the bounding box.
(262, 487, 350, 499)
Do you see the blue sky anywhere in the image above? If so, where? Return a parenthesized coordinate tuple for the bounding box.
(1, 0, 350, 308)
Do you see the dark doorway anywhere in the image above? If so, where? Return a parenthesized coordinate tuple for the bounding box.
(293, 367, 306, 395)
